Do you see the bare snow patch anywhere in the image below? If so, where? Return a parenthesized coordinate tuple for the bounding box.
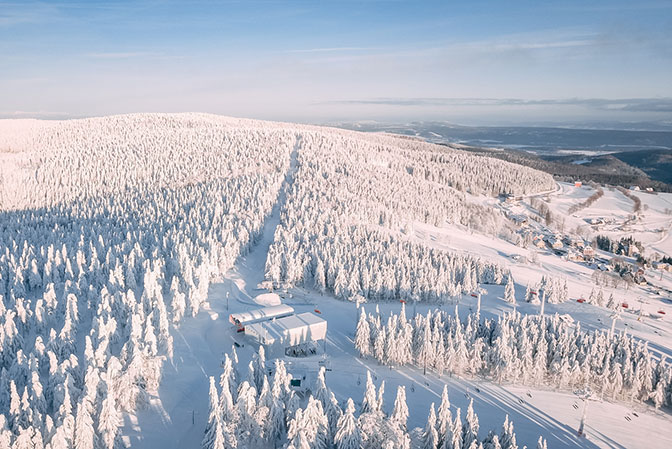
(254, 292, 282, 306)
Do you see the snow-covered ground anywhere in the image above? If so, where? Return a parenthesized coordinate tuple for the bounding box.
(125, 243, 672, 449)
(112, 125, 672, 449)
(545, 182, 672, 254)
(2, 114, 670, 449)
(124, 189, 672, 449)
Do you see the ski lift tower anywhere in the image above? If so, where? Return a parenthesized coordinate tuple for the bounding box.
(473, 288, 487, 320)
(574, 387, 598, 438)
(636, 297, 647, 322)
(609, 308, 623, 339)
(411, 293, 419, 319)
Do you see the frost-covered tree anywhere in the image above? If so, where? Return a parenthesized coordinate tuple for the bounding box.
(390, 386, 408, 430)
(437, 385, 452, 448)
(361, 372, 378, 414)
(97, 390, 120, 449)
(355, 308, 372, 358)
(422, 403, 439, 449)
(74, 400, 95, 449)
(462, 399, 479, 449)
(202, 376, 221, 449)
(335, 399, 361, 449)
(504, 275, 516, 304)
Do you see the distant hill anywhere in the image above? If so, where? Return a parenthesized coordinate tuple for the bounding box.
(611, 149, 672, 185)
(335, 121, 672, 154)
(445, 145, 672, 192)
(334, 121, 672, 191)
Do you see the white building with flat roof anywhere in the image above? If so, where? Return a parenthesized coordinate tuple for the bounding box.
(245, 312, 327, 348)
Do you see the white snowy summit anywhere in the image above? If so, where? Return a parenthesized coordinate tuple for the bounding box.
(0, 113, 670, 449)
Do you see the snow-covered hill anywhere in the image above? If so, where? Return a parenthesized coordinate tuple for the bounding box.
(0, 113, 670, 449)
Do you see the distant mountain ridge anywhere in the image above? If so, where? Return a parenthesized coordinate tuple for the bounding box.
(334, 121, 672, 191)
(334, 121, 672, 153)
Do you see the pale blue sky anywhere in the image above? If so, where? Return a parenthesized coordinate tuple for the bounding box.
(1, 0, 671, 125)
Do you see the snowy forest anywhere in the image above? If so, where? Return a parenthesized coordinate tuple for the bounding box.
(0, 115, 295, 448)
(201, 347, 549, 449)
(0, 113, 644, 448)
(355, 307, 672, 409)
(264, 131, 553, 299)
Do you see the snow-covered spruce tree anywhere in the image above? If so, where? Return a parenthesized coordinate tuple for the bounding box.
(335, 399, 361, 449)
(504, 275, 516, 304)
(360, 308, 671, 407)
(73, 400, 95, 449)
(355, 307, 372, 358)
(499, 415, 518, 449)
(97, 387, 121, 449)
(390, 386, 409, 430)
(437, 385, 452, 449)
(463, 399, 480, 449)
(202, 376, 220, 449)
(421, 403, 439, 449)
(504, 274, 516, 304)
(448, 407, 464, 449)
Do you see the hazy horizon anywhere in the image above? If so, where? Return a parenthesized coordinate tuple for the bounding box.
(2, 0, 671, 126)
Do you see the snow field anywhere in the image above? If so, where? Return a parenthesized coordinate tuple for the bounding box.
(544, 183, 672, 255)
(406, 220, 672, 351)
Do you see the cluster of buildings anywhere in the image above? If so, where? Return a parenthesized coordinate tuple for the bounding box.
(525, 228, 595, 262)
(653, 262, 672, 272)
(504, 207, 600, 263)
(629, 186, 655, 192)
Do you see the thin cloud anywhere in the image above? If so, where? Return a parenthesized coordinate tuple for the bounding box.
(283, 47, 378, 54)
(84, 51, 163, 59)
(0, 2, 58, 26)
(492, 39, 594, 50)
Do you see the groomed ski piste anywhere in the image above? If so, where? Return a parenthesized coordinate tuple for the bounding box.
(0, 113, 671, 449)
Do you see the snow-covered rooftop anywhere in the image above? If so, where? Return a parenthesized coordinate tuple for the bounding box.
(229, 304, 294, 327)
(245, 312, 327, 346)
